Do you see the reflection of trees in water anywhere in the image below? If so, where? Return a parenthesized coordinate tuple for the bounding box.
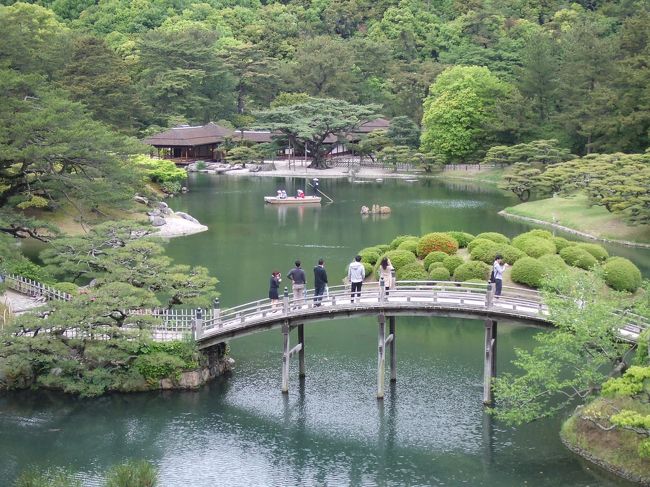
(439, 179, 505, 195)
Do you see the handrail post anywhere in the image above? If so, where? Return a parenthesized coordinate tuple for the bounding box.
(283, 286, 289, 315)
(193, 308, 203, 340)
(485, 282, 494, 308)
(390, 269, 396, 291)
(379, 277, 385, 304)
(213, 297, 221, 326)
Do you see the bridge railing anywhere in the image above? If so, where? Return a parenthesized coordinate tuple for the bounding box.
(4, 274, 72, 302)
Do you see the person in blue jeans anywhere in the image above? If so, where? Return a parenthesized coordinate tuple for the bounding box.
(313, 258, 328, 306)
(348, 255, 365, 303)
(492, 254, 507, 296)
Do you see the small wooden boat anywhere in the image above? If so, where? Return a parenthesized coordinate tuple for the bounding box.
(264, 196, 322, 205)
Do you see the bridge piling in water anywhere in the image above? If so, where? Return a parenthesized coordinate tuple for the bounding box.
(389, 316, 396, 382)
(282, 321, 290, 394)
(483, 319, 497, 405)
(377, 313, 386, 399)
(298, 324, 305, 377)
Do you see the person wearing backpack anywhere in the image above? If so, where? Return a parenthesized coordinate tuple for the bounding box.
(492, 254, 507, 296)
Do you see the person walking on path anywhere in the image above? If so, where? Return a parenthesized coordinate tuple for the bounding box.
(313, 258, 328, 307)
(348, 255, 365, 303)
(269, 271, 281, 308)
(378, 257, 394, 296)
(287, 260, 306, 307)
(492, 254, 507, 297)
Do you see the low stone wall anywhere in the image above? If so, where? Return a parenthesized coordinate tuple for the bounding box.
(160, 342, 234, 390)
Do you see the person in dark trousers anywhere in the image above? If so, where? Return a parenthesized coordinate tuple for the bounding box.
(269, 271, 281, 309)
(492, 254, 507, 296)
(348, 255, 365, 303)
(313, 258, 328, 306)
(287, 260, 306, 307)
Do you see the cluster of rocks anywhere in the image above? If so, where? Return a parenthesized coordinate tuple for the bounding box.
(133, 196, 200, 228)
(361, 204, 392, 215)
(186, 161, 275, 173)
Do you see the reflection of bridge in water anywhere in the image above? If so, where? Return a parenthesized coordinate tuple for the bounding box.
(6, 274, 648, 405)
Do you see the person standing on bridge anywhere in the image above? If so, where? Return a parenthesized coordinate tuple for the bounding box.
(269, 271, 281, 309)
(348, 255, 365, 303)
(287, 260, 306, 307)
(492, 254, 507, 297)
(313, 258, 328, 307)
(379, 257, 394, 296)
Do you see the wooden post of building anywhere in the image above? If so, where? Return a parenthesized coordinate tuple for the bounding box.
(389, 316, 396, 382)
(298, 324, 305, 377)
(282, 321, 290, 394)
(377, 313, 386, 399)
(483, 319, 497, 405)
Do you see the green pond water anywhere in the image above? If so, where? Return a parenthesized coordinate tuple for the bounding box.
(2, 174, 648, 486)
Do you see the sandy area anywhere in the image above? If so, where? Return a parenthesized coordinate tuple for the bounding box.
(153, 214, 208, 238)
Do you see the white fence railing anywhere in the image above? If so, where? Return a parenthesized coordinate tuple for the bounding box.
(5, 274, 72, 302)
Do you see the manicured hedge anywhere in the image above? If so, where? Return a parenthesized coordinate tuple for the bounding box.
(510, 257, 545, 288)
(575, 243, 609, 262)
(376, 244, 391, 253)
(427, 261, 446, 271)
(538, 254, 568, 278)
(526, 229, 554, 240)
(442, 255, 465, 274)
(397, 262, 428, 280)
(559, 246, 598, 270)
(429, 267, 451, 281)
(603, 257, 642, 292)
(467, 238, 496, 253)
(512, 234, 557, 258)
(359, 249, 380, 265)
(446, 231, 475, 248)
(474, 232, 510, 245)
(552, 237, 574, 252)
(362, 262, 373, 278)
(470, 241, 525, 265)
(376, 250, 417, 271)
(398, 239, 419, 255)
(417, 232, 459, 258)
(390, 235, 418, 249)
(423, 251, 448, 270)
(453, 261, 490, 282)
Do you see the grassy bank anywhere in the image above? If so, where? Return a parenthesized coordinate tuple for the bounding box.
(561, 397, 650, 485)
(435, 166, 506, 184)
(503, 194, 650, 245)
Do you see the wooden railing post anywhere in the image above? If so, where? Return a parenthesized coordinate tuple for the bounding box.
(193, 308, 203, 340)
(213, 298, 221, 326)
(379, 277, 385, 304)
(485, 283, 494, 308)
(283, 286, 289, 315)
(390, 270, 396, 291)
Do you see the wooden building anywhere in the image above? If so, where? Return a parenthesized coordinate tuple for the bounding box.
(143, 123, 233, 163)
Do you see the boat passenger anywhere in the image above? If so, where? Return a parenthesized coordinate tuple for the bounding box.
(297, 189, 305, 199)
(280, 190, 287, 199)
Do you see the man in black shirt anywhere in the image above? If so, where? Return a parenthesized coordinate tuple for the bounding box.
(313, 258, 328, 307)
(287, 260, 306, 307)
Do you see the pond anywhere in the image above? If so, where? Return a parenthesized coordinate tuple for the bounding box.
(2, 174, 646, 486)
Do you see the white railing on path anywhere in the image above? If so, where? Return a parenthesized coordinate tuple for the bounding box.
(4, 274, 72, 302)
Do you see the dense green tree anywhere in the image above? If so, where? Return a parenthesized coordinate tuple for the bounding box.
(256, 97, 379, 168)
(483, 139, 572, 165)
(498, 162, 541, 201)
(387, 116, 421, 148)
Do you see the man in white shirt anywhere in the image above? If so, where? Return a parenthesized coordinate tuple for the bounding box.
(348, 255, 365, 303)
(492, 254, 507, 296)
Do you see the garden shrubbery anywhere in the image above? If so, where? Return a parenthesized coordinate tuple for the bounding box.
(398, 239, 419, 255)
(423, 251, 448, 270)
(428, 261, 446, 271)
(453, 261, 490, 282)
(467, 238, 495, 252)
(575, 243, 609, 261)
(511, 257, 545, 288)
(417, 232, 459, 258)
(390, 235, 418, 249)
(470, 241, 525, 264)
(446, 231, 475, 248)
(376, 250, 416, 271)
(603, 257, 642, 292)
(560, 246, 598, 270)
(429, 267, 451, 281)
(512, 234, 557, 258)
(396, 262, 428, 280)
(538, 254, 568, 278)
(552, 236, 574, 252)
(359, 248, 381, 265)
(442, 255, 464, 274)
(475, 232, 510, 245)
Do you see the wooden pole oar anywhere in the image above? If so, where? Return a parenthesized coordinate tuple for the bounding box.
(308, 183, 334, 203)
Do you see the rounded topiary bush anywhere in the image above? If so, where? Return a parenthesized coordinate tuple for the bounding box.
(390, 235, 418, 250)
(537, 254, 568, 278)
(603, 257, 642, 292)
(376, 244, 391, 253)
(376, 250, 417, 271)
(397, 239, 419, 255)
(446, 231, 475, 248)
(474, 232, 510, 245)
(552, 237, 574, 252)
(510, 257, 545, 288)
(467, 238, 495, 253)
(359, 249, 380, 265)
(526, 229, 554, 240)
(429, 267, 451, 281)
(52, 282, 79, 296)
(470, 241, 525, 265)
(559, 246, 598, 270)
(362, 262, 373, 278)
(442, 255, 465, 274)
(575, 243, 609, 262)
(453, 261, 490, 282)
(396, 262, 428, 281)
(417, 232, 459, 258)
(423, 251, 448, 270)
(512, 234, 557, 258)
(427, 261, 446, 271)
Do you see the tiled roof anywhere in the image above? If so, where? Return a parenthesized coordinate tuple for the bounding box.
(232, 130, 275, 143)
(143, 122, 234, 147)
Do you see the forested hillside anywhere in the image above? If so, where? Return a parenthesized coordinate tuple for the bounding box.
(1, 0, 648, 158)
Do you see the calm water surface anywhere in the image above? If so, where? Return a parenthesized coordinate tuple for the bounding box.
(2, 175, 647, 486)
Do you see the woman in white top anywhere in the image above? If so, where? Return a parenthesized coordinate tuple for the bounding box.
(379, 257, 394, 295)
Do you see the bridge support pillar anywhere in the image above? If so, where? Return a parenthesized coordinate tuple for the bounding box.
(483, 319, 497, 405)
(389, 316, 396, 382)
(298, 324, 305, 377)
(377, 313, 386, 399)
(282, 321, 290, 394)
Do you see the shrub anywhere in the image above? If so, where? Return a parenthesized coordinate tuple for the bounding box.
(538, 254, 567, 279)
(362, 262, 373, 278)
(446, 231, 475, 248)
(396, 262, 428, 280)
(603, 257, 642, 292)
(423, 251, 448, 270)
(135, 155, 187, 184)
(453, 261, 490, 282)
(442, 255, 465, 274)
(15, 467, 81, 487)
(51, 282, 79, 296)
(359, 249, 380, 265)
(397, 239, 419, 255)
(552, 237, 574, 252)
(559, 246, 598, 270)
(467, 238, 496, 253)
(470, 241, 525, 265)
(160, 180, 181, 195)
(417, 232, 459, 258)
(133, 352, 186, 383)
(512, 234, 556, 258)
(429, 267, 451, 281)
(526, 229, 553, 240)
(6, 259, 52, 283)
(376, 244, 391, 253)
(510, 257, 545, 288)
(376, 250, 417, 271)
(474, 232, 510, 245)
(390, 235, 418, 249)
(105, 460, 158, 487)
(427, 261, 446, 272)
(575, 243, 609, 261)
